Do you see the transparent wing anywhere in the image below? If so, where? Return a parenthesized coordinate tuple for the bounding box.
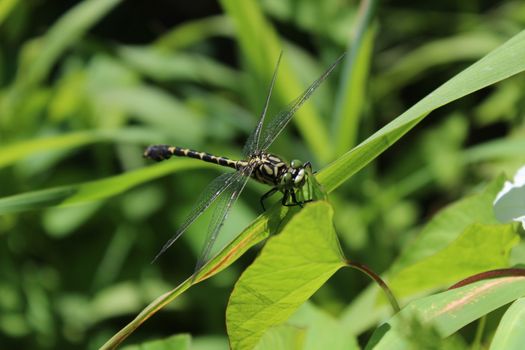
(152, 171, 241, 262)
(193, 167, 252, 275)
(259, 53, 346, 152)
(242, 52, 283, 157)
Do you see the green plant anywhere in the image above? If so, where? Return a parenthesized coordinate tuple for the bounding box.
(1, 1, 525, 349)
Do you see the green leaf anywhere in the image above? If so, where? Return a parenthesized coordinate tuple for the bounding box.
(254, 325, 306, 350)
(341, 177, 506, 334)
(490, 298, 525, 350)
(0, 160, 212, 214)
(391, 177, 505, 272)
(388, 223, 519, 298)
(220, 0, 334, 163)
(463, 138, 525, 164)
(367, 277, 525, 350)
(226, 201, 345, 350)
(318, 29, 525, 193)
(0, 128, 157, 169)
(333, 1, 376, 155)
(118, 46, 240, 91)
(93, 86, 205, 143)
(121, 334, 191, 350)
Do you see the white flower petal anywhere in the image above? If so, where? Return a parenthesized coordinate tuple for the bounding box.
(493, 165, 525, 224)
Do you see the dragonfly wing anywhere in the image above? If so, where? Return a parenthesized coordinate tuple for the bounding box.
(259, 53, 345, 151)
(193, 168, 252, 275)
(152, 171, 240, 262)
(242, 52, 283, 156)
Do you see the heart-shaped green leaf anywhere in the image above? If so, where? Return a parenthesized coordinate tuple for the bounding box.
(226, 201, 345, 350)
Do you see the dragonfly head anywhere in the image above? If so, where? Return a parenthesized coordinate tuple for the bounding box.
(281, 159, 311, 189)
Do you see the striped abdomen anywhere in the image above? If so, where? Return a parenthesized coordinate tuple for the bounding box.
(144, 145, 243, 170)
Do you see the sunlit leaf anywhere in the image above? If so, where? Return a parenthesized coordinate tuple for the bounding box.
(254, 325, 305, 350)
(226, 201, 345, 350)
(388, 223, 518, 298)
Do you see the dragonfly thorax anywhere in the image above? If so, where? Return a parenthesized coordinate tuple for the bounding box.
(248, 152, 287, 186)
(247, 152, 309, 191)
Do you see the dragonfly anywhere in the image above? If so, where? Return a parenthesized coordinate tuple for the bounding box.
(144, 52, 345, 273)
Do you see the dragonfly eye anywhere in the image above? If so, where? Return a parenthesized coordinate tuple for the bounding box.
(290, 159, 303, 169)
(294, 169, 306, 184)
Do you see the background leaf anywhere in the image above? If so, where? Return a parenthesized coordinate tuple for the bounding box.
(489, 298, 525, 350)
(368, 277, 525, 349)
(388, 223, 519, 298)
(121, 334, 190, 350)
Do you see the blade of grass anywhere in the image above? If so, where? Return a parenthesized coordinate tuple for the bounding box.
(220, 0, 333, 163)
(374, 32, 503, 100)
(333, 0, 377, 156)
(117, 47, 240, 91)
(318, 29, 525, 193)
(0, 160, 214, 214)
(0, 128, 159, 169)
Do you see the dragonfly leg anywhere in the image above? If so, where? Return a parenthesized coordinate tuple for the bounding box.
(291, 191, 304, 208)
(260, 187, 279, 211)
(281, 190, 291, 206)
(282, 190, 304, 207)
(283, 189, 314, 207)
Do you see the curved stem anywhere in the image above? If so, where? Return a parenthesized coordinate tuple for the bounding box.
(345, 260, 401, 313)
(448, 268, 525, 290)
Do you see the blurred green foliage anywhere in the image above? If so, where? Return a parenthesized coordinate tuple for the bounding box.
(1, 0, 525, 349)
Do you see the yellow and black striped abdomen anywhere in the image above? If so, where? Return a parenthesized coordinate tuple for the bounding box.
(144, 145, 241, 170)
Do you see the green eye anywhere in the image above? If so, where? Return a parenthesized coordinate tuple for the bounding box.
(290, 159, 303, 169)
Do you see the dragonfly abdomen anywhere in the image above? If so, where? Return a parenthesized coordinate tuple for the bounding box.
(144, 145, 242, 170)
